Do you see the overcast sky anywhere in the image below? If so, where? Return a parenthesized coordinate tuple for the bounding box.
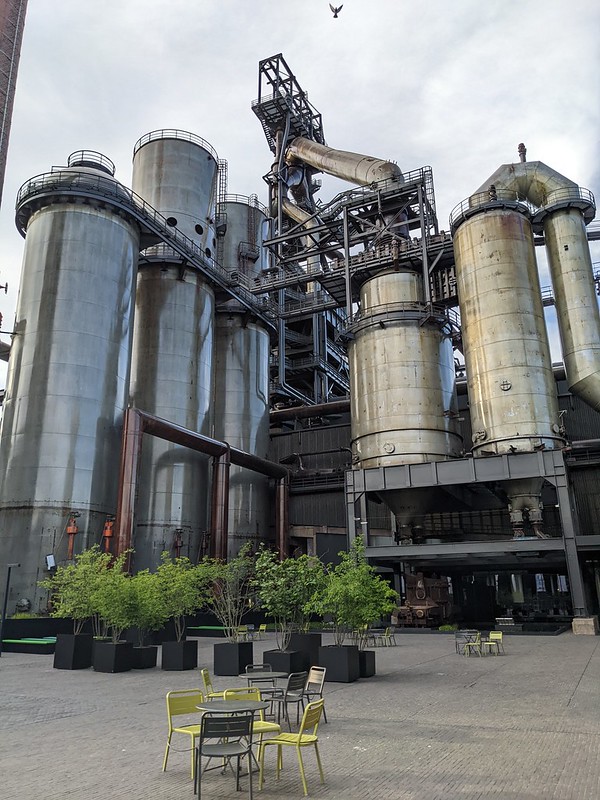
(1, 0, 599, 385)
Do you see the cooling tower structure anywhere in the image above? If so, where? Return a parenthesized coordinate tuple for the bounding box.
(128, 131, 219, 569)
(214, 195, 271, 558)
(0, 152, 140, 603)
(450, 156, 597, 536)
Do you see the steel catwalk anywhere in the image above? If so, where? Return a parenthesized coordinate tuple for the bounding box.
(129, 132, 219, 569)
(0, 158, 140, 605)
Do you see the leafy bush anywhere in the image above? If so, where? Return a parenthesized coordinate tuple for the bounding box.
(311, 538, 398, 647)
(204, 544, 256, 642)
(156, 553, 211, 641)
(39, 545, 112, 635)
(92, 552, 136, 644)
(254, 549, 326, 651)
(130, 569, 169, 646)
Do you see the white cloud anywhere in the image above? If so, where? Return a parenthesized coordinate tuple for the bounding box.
(1, 0, 599, 382)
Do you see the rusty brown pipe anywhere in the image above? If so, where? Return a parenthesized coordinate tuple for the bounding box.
(276, 473, 289, 561)
(210, 447, 231, 561)
(114, 408, 289, 561)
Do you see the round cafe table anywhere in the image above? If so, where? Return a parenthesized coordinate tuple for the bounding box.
(197, 698, 270, 713)
(238, 670, 288, 683)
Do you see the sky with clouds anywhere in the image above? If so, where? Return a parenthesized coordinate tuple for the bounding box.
(0, 0, 599, 386)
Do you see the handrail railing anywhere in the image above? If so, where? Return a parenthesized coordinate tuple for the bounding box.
(15, 170, 277, 326)
(132, 129, 219, 162)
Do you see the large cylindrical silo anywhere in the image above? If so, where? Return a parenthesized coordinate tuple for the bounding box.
(214, 196, 271, 558)
(0, 152, 140, 605)
(542, 205, 600, 410)
(348, 269, 462, 531)
(129, 131, 219, 569)
(451, 202, 564, 534)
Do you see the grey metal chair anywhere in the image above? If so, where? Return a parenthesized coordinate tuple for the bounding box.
(194, 711, 254, 799)
(270, 671, 308, 731)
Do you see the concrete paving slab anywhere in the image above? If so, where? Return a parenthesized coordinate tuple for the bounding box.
(0, 631, 598, 799)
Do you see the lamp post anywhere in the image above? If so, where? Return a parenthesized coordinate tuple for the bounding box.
(0, 563, 20, 657)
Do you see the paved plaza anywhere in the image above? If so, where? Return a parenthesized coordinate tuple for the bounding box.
(1, 631, 599, 799)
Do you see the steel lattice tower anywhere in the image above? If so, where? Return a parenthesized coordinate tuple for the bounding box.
(0, 0, 27, 209)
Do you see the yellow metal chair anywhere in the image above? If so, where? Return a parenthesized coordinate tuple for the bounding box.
(258, 699, 325, 797)
(256, 623, 268, 639)
(463, 632, 483, 657)
(382, 626, 398, 646)
(162, 688, 204, 779)
(237, 625, 250, 641)
(482, 630, 504, 655)
(224, 687, 281, 749)
(200, 668, 226, 699)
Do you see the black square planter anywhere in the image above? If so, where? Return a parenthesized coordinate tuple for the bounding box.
(53, 634, 93, 670)
(132, 645, 158, 669)
(93, 641, 134, 673)
(359, 649, 376, 678)
(213, 641, 253, 676)
(263, 649, 308, 673)
(161, 640, 198, 671)
(318, 645, 360, 683)
(289, 633, 322, 667)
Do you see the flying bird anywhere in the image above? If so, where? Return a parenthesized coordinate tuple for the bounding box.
(329, 4, 343, 18)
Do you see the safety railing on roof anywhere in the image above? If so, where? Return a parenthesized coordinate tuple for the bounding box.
(15, 170, 277, 327)
(132, 129, 219, 162)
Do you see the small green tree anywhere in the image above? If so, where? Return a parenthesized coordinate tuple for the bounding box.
(39, 545, 112, 635)
(156, 552, 211, 641)
(204, 544, 256, 643)
(254, 549, 326, 651)
(92, 552, 136, 644)
(130, 569, 169, 647)
(311, 538, 398, 647)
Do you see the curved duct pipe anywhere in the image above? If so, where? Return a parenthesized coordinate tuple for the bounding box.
(286, 137, 403, 186)
(472, 159, 599, 410)
(114, 408, 289, 563)
(281, 198, 322, 274)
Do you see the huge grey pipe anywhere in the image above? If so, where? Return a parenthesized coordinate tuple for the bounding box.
(286, 137, 403, 186)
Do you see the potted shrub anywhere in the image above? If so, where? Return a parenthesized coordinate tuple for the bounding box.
(205, 544, 257, 676)
(129, 569, 167, 669)
(156, 553, 210, 670)
(254, 549, 326, 673)
(39, 545, 112, 670)
(92, 552, 136, 673)
(313, 538, 398, 681)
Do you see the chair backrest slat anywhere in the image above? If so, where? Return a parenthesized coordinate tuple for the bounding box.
(306, 666, 326, 691)
(298, 699, 324, 736)
(166, 689, 203, 718)
(246, 663, 272, 673)
(201, 712, 253, 740)
(287, 671, 308, 694)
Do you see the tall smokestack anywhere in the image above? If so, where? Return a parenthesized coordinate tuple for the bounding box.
(0, 0, 28, 209)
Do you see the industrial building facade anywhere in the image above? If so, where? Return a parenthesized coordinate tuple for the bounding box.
(0, 54, 598, 631)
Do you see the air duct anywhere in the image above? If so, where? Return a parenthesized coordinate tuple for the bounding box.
(286, 137, 403, 186)
(471, 156, 599, 411)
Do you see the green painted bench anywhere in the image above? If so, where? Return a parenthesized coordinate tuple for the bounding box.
(2, 636, 57, 654)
